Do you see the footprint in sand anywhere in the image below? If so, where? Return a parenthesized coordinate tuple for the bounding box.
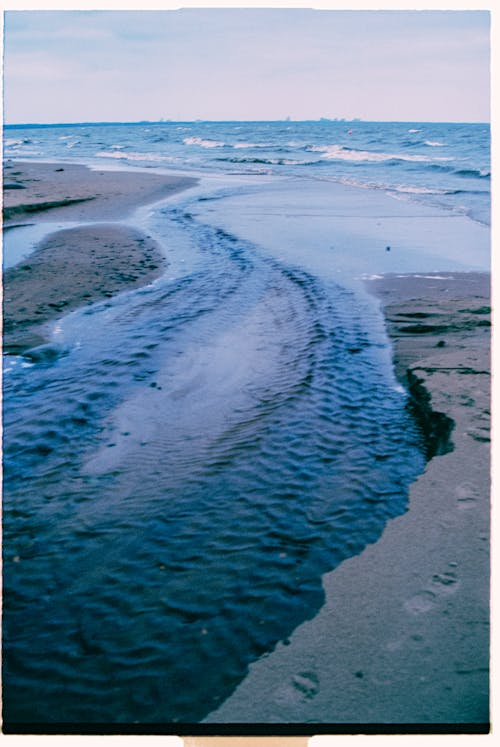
(405, 563, 460, 614)
(431, 568, 460, 595)
(404, 590, 437, 614)
(456, 482, 479, 510)
(291, 671, 320, 699)
(274, 671, 320, 707)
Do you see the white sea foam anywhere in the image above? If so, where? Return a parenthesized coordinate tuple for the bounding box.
(335, 176, 453, 198)
(408, 128, 421, 133)
(390, 184, 449, 195)
(183, 136, 225, 148)
(96, 151, 134, 160)
(396, 274, 454, 280)
(220, 156, 311, 166)
(337, 176, 375, 190)
(96, 150, 175, 162)
(5, 138, 27, 147)
(308, 143, 452, 163)
(425, 140, 447, 147)
(5, 148, 42, 157)
(233, 142, 272, 149)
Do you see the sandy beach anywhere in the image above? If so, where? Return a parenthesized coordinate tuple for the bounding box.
(3, 161, 196, 353)
(2, 162, 490, 730)
(205, 272, 490, 727)
(3, 160, 197, 224)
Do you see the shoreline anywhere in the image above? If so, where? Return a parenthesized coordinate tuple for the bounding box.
(3, 160, 197, 224)
(3, 161, 197, 353)
(205, 271, 490, 725)
(2, 162, 491, 726)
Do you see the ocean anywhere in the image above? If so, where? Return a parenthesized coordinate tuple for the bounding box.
(2, 120, 490, 724)
(4, 120, 491, 226)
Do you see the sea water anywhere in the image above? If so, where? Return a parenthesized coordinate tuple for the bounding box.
(4, 120, 491, 225)
(2, 121, 490, 724)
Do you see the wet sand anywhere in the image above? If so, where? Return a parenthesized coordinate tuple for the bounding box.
(3, 160, 197, 223)
(3, 161, 197, 353)
(205, 272, 490, 727)
(2, 163, 491, 728)
(3, 223, 168, 354)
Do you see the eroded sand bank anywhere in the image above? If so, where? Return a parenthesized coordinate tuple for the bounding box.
(205, 272, 490, 727)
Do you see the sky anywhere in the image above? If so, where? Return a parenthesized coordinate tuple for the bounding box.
(2, 5, 491, 124)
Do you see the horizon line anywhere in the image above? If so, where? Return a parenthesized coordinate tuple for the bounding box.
(3, 118, 490, 128)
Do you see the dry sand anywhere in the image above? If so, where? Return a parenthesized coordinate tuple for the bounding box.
(204, 272, 490, 728)
(2, 161, 196, 353)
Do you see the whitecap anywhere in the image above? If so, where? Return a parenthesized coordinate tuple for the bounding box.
(310, 145, 429, 162)
(233, 142, 273, 149)
(95, 150, 175, 162)
(396, 274, 454, 280)
(307, 143, 450, 163)
(389, 184, 449, 195)
(4, 138, 29, 147)
(183, 136, 225, 148)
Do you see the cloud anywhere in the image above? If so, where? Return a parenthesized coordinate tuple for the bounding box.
(3, 8, 491, 123)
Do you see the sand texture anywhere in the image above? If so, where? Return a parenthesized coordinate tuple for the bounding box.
(205, 272, 490, 727)
(3, 160, 196, 223)
(2, 162, 491, 728)
(3, 224, 166, 354)
(3, 161, 197, 353)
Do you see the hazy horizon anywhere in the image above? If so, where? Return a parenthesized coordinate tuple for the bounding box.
(3, 9, 490, 125)
(3, 118, 491, 127)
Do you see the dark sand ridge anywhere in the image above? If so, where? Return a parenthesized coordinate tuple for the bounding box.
(205, 272, 490, 726)
(3, 161, 197, 353)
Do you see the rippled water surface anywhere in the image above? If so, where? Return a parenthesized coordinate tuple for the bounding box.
(2, 174, 435, 724)
(4, 120, 491, 225)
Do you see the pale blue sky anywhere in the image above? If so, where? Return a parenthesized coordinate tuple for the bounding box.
(3, 8, 491, 124)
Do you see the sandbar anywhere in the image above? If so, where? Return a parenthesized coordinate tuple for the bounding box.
(3, 160, 196, 223)
(3, 161, 197, 353)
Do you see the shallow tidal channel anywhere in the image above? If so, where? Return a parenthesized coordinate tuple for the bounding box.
(3, 179, 435, 724)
